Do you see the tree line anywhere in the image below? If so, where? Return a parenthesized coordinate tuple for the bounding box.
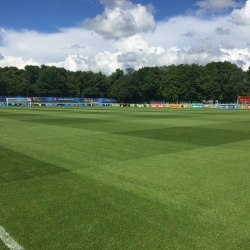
(0, 61, 250, 103)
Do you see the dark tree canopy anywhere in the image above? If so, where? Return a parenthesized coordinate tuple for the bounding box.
(0, 62, 249, 103)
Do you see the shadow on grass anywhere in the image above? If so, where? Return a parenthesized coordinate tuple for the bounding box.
(0, 146, 68, 183)
(116, 126, 250, 147)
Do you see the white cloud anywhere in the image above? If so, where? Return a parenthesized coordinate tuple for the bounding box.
(231, 0, 250, 25)
(0, 0, 250, 74)
(214, 27, 231, 35)
(45, 34, 250, 75)
(195, 0, 243, 12)
(47, 55, 90, 72)
(181, 31, 196, 37)
(60, 44, 85, 50)
(0, 27, 113, 64)
(83, 0, 155, 39)
(0, 54, 39, 68)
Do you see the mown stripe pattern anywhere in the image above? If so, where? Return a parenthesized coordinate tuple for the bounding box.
(0, 107, 250, 250)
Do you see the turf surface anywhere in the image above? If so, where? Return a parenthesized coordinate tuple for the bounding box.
(0, 106, 250, 249)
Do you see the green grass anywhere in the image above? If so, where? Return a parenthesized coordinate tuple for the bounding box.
(0, 106, 250, 249)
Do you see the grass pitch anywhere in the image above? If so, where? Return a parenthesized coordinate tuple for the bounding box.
(0, 106, 250, 249)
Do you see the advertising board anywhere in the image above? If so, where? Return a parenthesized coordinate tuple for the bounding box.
(192, 104, 203, 108)
(134, 104, 146, 107)
(120, 104, 130, 107)
(0, 96, 116, 103)
(238, 96, 250, 104)
(150, 104, 164, 108)
(217, 104, 238, 109)
(92, 103, 112, 106)
(170, 104, 187, 109)
(81, 104, 92, 107)
(247, 105, 250, 110)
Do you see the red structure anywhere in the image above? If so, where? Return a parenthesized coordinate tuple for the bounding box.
(150, 104, 164, 108)
(237, 96, 250, 104)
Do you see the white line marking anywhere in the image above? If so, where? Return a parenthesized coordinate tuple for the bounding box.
(0, 226, 24, 250)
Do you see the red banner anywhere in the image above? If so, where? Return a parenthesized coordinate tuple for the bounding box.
(150, 104, 164, 108)
(238, 96, 250, 104)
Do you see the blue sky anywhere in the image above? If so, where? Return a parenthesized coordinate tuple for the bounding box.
(0, 0, 203, 31)
(0, 0, 249, 74)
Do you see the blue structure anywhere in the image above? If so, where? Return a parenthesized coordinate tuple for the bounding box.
(0, 96, 116, 107)
(0, 96, 116, 103)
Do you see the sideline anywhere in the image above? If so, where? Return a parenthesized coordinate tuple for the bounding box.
(0, 226, 24, 250)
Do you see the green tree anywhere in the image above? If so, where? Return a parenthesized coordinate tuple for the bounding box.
(24, 65, 40, 96)
(242, 66, 250, 95)
(133, 67, 162, 103)
(80, 71, 109, 98)
(36, 65, 67, 96)
(203, 61, 246, 102)
(0, 67, 8, 96)
(110, 73, 136, 102)
(65, 71, 81, 97)
(175, 64, 202, 102)
(160, 65, 180, 102)
(1, 67, 28, 96)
